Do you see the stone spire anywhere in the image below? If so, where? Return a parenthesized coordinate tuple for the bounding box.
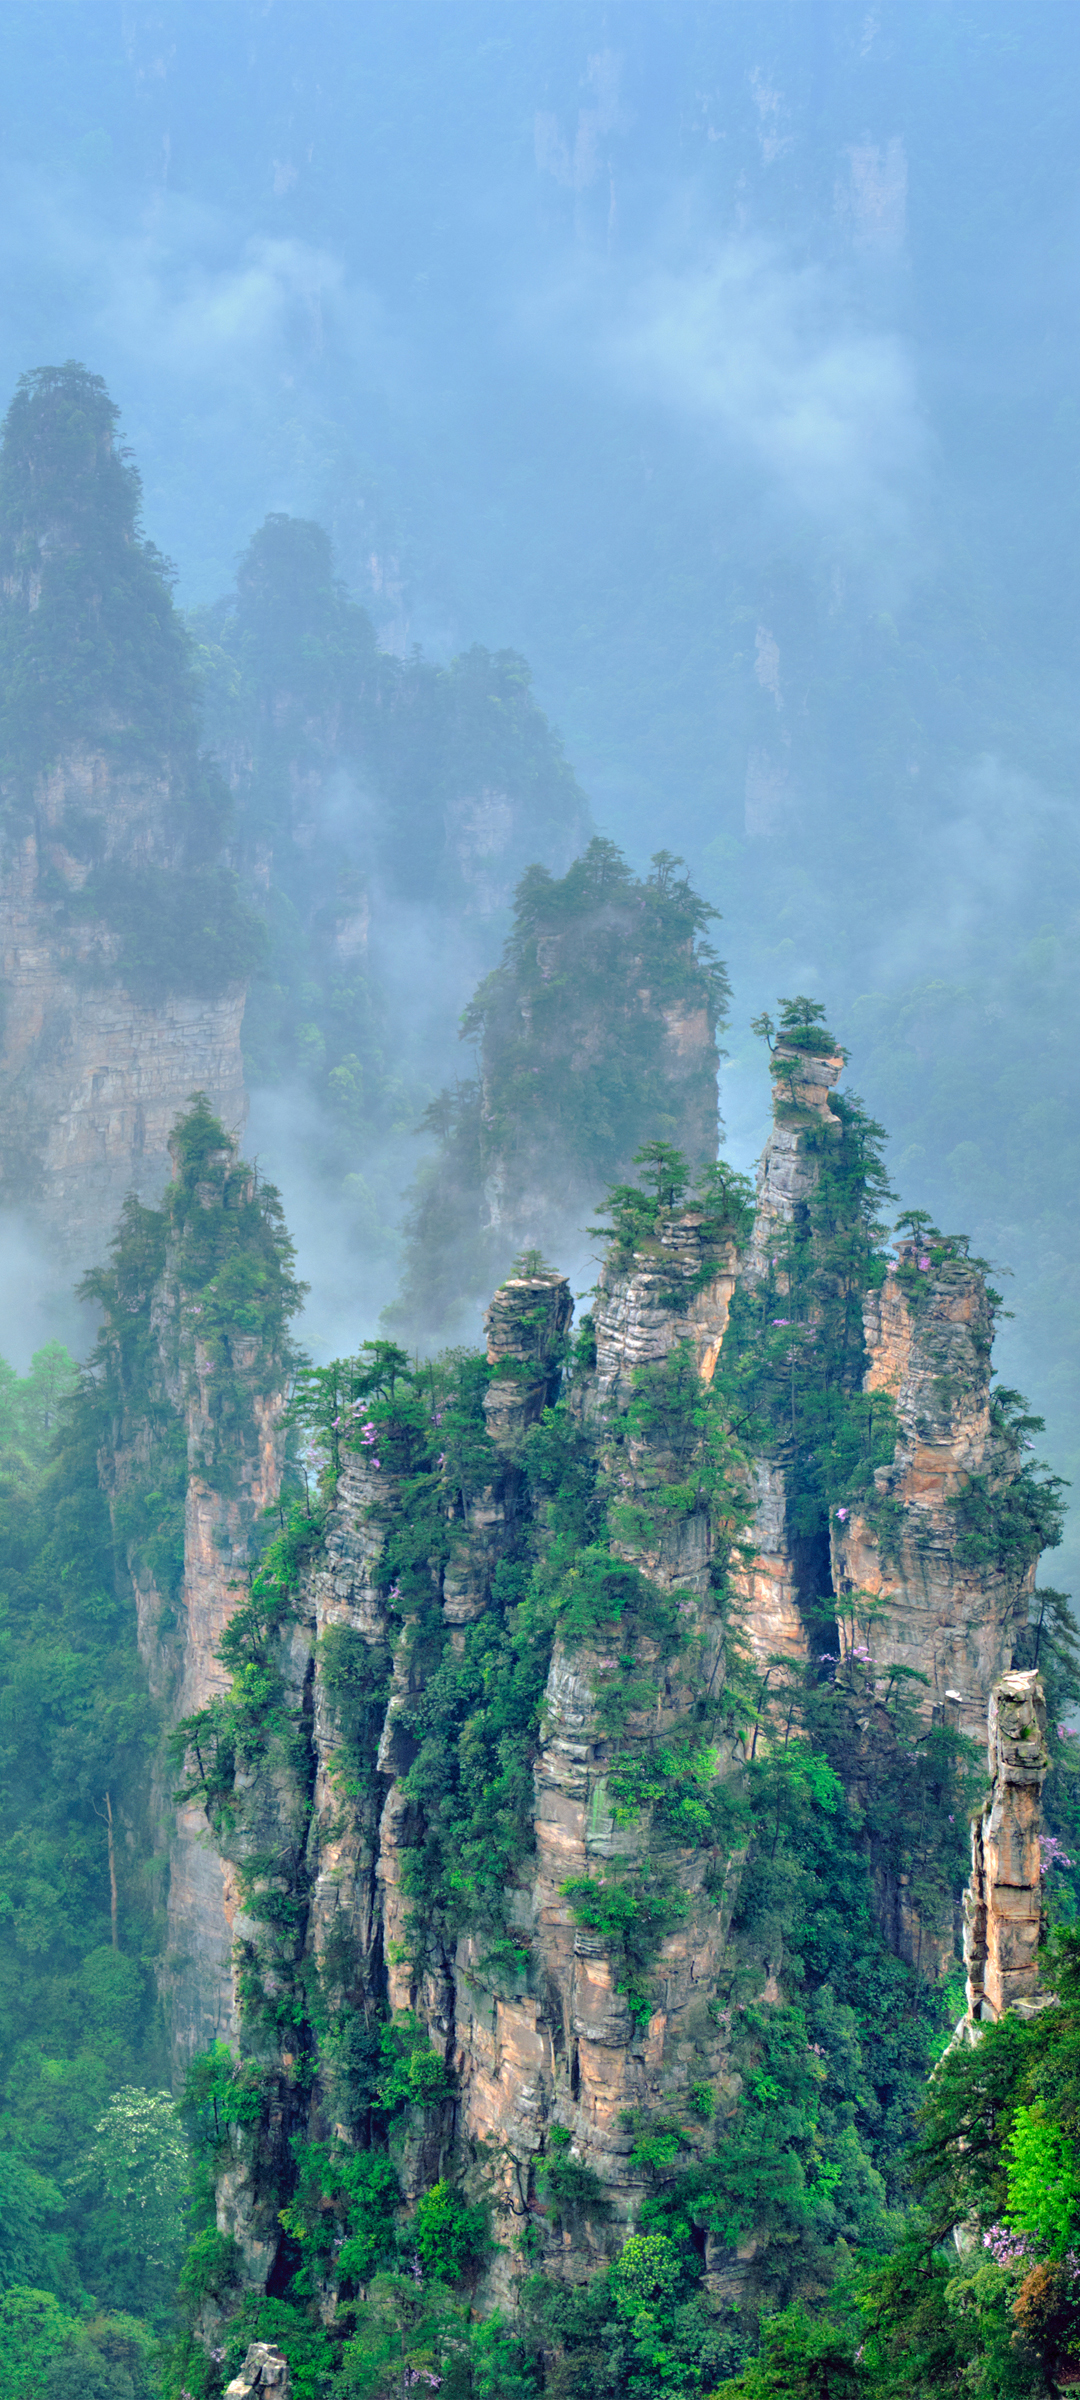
(964, 1668, 1050, 2024)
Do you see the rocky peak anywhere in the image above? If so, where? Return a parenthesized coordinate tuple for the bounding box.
(591, 1212, 738, 1416)
(0, 367, 255, 1262)
(833, 1237, 1028, 1740)
(742, 1032, 845, 1286)
(483, 1269, 573, 1446)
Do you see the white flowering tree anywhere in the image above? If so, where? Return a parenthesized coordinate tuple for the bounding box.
(77, 2086, 188, 2275)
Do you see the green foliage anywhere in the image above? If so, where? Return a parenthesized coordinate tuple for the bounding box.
(0, 1333, 167, 2320)
(1006, 2105, 1080, 2258)
(86, 1099, 304, 1614)
(0, 2287, 77, 2398)
(219, 2296, 337, 2400)
(0, 2297, 157, 2400)
(712, 2299, 865, 2400)
(536, 2130, 611, 2232)
(393, 840, 728, 1338)
(562, 1872, 689, 2025)
(282, 2142, 401, 2293)
(949, 1463, 1065, 1573)
(410, 2180, 491, 2284)
(338, 2273, 468, 2399)
(716, 1065, 896, 1559)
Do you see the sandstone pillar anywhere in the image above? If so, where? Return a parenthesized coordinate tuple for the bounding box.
(964, 1668, 1049, 2023)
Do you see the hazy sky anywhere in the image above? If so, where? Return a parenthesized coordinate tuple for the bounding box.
(3, 1, 1080, 1578)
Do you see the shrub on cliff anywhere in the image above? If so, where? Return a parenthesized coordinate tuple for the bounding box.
(390, 838, 729, 1341)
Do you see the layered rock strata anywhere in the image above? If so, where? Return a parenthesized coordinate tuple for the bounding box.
(589, 1215, 738, 1414)
(832, 1246, 1029, 1740)
(741, 1036, 845, 1287)
(158, 1047, 1052, 2307)
(964, 1669, 1049, 2024)
(333, 1262, 739, 2282)
(730, 1037, 846, 1668)
(98, 1126, 292, 2066)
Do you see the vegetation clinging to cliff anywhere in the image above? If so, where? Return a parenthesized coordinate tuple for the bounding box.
(391, 839, 728, 1341)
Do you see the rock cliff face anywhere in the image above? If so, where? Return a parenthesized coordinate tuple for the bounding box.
(147, 1025, 1056, 2328)
(964, 1668, 1049, 2025)
(94, 1108, 298, 2066)
(832, 1247, 1029, 1742)
(0, 366, 253, 1267)
(741, 1035, 845, 1289)
(0, 753, 247, 1263)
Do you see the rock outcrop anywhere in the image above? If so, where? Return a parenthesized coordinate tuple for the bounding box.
(590, 1216, 737, 1415)
(964, 1668, 1049, 2024)
(741, 1035, 845, 1288)
(225, 2344, 291, 2400)
(832, 1245, 1030, 1740)
(153, 1025, 1056, 2321)
(0, 366, 254, 1268)
(95, 1107, 298, 2066)
(0, 771, 247, 1262)
(730, 1031, 844, 1669)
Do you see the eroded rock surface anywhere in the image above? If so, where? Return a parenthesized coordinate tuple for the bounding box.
(965, 1669, 1049, 2024)
(0, 771, 247, 1261)
(833, 1247, 1029, 1739)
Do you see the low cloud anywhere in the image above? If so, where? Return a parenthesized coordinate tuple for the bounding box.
(603, 239, 927, 552)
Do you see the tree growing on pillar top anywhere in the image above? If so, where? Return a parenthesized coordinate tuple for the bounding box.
(390, 838, 729, 1342)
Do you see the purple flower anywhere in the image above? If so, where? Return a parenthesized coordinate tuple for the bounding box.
(918, 1255, 931, 1271)
(1040, 1832, 1074, 1876)
(819, 1652, 838, 1664)
(983, 2223, 1030, 2269)
(836, 1506, 849, 1522)
(771, 1317, 790, 1327)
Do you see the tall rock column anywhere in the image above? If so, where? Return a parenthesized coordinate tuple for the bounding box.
(964, 1669, 1049, 2024)
(832, 1243, 1032, 1739)
(0, 365, 254, 1267)
(448, 1220, 743, 2263)
(94, 1102, 301, 2068)
(733, 1030, 846, 1669)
